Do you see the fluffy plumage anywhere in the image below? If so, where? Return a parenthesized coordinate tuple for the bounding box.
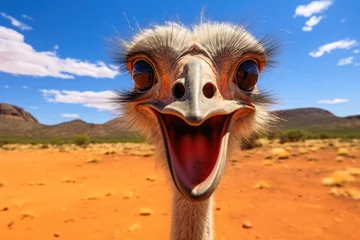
(113, 21, 278, 162)
(111, 21, 279, 240)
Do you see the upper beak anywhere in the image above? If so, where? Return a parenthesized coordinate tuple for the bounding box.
(151, 60, 252, 125)
(138, 59, 254, 201)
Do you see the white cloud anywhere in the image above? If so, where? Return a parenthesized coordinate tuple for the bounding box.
(54, 45, 59, 50)
(1, 12, 32, 30)
(337, 57, 354, 66)
(0, 26, 119, 79)
(4, 85, 9, 88)
(23, 85, 28, 89)
(61, 113, 80, 119)
(309, 39, 357, 58)
(40, 89, 118, 111)
(340, 18, 346, 23)
(22, 14, 32, 20)
(355, 63, 360, 66)
(294, 0, 333, 17)
(354, 49, 359, 54)
(302, 15, 323, 32)
(29, 106, 39, 109)
(317, 98, 349, 104)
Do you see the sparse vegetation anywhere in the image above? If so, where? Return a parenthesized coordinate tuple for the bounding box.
(253, 180, 271, 189)
(86, 158, 100, 164)
(50, 138, 64, 146)
(337, 148, 350, 157)
(73, 135, 90, 146)
(329, 187, 360, 200)
(262, 160, 274, 166)
(347, 168, 360, 176)
(271, 148, 290, 160)
(335, 156, 344, 162)
(322, 170, 356, 187)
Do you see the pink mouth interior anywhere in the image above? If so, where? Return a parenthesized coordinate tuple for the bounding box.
(160, 114, 227, 187)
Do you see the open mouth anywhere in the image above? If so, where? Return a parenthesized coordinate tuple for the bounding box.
(154, 111, 233, 201)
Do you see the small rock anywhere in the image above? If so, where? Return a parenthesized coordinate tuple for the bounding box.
(139, 208, 153, 216)
(242, 221, 252, 229)
(54, 232, 61, 237)
(123, 192, 133, 199)
(64, 218, 74, 223)
(1, 207, 9, 211)
(7, 221, 14, 229)
(216, 207, 221, 211)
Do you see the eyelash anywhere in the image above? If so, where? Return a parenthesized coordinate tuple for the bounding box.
(112, 90, 148, 103)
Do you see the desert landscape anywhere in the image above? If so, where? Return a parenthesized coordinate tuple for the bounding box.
(1, 1, 359, 239)
(0, 139, 359, 240)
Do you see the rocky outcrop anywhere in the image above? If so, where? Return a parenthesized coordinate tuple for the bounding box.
(0, 103, 38, 123)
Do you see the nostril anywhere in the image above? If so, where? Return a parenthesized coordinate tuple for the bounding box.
(202, 83, 216, 99)
(173, 82, 185, 99)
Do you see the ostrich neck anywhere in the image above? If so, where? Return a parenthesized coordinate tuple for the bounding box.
(170, 188, 213, 240)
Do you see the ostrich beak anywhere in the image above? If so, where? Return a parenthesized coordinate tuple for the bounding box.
(145, 60, 254, 201)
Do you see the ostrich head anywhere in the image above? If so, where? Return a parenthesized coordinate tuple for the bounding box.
(114, 22, 277, 202)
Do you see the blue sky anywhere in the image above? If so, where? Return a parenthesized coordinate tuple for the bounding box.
(0, 0, 359, 125)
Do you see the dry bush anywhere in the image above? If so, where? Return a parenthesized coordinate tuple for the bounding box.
(86, 158, 100, 164)
(335, 156, 344, 162)
(257, 138, 271, 146)
(346, 168, 360, 176)
(21, 211, 35, 219)
(130, 150, 154, 157)
(309, 146, 319, 152)
(253, 180, 271, 189)
(271, 148, 289, 160)
(298, 148, 308, 155)
(262, 160, 274, 166)
(345, 188, 360, 200)
(61, 177, 76, 183)
(322, 170, 355, 187)
(329, 187, 360, 200)
(337, 148, 350, 157)
(306, 156, 318, 162)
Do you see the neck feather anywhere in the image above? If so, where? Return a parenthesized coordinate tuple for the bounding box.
(170, 188, 213, 240)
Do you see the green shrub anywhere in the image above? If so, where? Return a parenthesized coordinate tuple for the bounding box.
(319, 133, 330, 139)
(278, 133, 288, 144)
(285, 130, 305, 142)
(241, 134, 262, 150)
(73, 135, 90, 146)
(0, 140, 10, 147)
(50, 138, 64, 146)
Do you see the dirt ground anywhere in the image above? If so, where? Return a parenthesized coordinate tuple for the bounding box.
(0, 140, 360, 240)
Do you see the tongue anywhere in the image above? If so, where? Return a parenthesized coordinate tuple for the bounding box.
(177, 134, 216, 186)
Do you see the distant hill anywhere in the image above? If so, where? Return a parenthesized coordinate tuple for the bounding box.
(274, 107, 360, 134)
(274, 108, 338, 129)
(0, 103, 38, 123)
(0, 104, 359, 139)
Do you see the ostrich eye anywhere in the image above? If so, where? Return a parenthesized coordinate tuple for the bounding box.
(132, 60, 156, 92)
(234, 60, 259, 92)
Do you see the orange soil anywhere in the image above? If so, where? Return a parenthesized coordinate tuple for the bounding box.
(0, 146, 360, 240)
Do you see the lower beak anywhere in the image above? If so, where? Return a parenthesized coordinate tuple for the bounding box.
(154, 110, 236, 201)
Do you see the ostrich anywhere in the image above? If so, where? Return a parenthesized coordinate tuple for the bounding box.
(113, 21, 278, 240)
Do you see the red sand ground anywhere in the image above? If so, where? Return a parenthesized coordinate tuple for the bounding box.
(0, 145, 360, 240)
